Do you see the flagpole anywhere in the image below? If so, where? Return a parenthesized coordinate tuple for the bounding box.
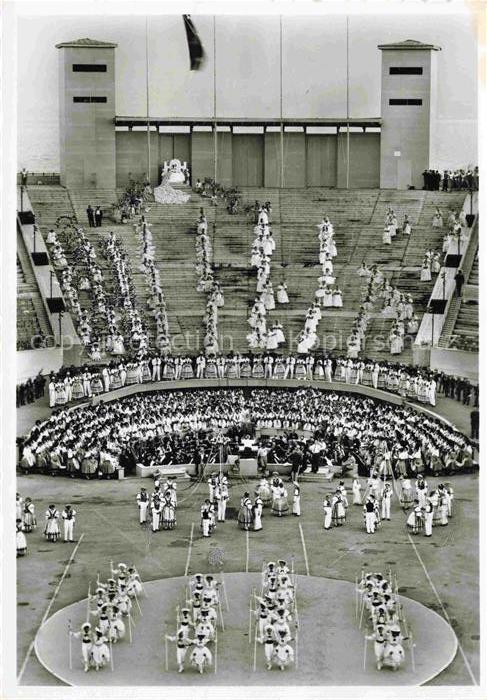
(213, 15, 218, 183)
(146, 17, 151, 184)
(346, 15, 350, 190)
(280, 16, 284, 188)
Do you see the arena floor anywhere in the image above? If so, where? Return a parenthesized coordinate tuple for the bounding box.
(17, 467, 479, 686)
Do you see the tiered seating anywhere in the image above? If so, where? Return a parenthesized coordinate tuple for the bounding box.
(469, 250, 479, 285)
(449, 301, 479, 352)
(16, 230, 52, 349)
(24, 185, 469, 361)
(447, 248, 479, 353)
(439, 216, 478, 354)
(69, 187, 210, 343)
(27, 186, 76, 229)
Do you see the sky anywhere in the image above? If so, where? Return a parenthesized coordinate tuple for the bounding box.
(17, 12, 478, 171)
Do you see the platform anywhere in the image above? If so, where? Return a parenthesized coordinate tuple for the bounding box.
(34, 573, 457, 686)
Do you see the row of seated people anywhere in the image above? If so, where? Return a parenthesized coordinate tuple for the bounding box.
(19, 388, 475, 478)
(43, 354, 441, 407)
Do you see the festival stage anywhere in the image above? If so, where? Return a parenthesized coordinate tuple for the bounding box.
(35, 573, 457, 686)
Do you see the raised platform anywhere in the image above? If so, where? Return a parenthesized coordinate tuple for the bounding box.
(34, 573, 457, 686)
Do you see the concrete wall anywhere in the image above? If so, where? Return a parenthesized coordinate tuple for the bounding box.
(430, 347, 478, 381)
(115, 130, 159, 186)
(59, 47, 116, 189)
(191, 131, 215, 182)
(112, 129, 382, 188)
(337, 132, 380, 188)
(306, 134, 337, 187)
(232, 134, 264, 186)
(380, 49, 435, 189)
(282, 132, 306, 188)
(17, 347, 64, 383)
(264, 132, 281, 187)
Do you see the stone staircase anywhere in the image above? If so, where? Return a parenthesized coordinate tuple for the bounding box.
(469, 251, 479, 285)
(24, 185, 471, 362)
(438, 221, 478, 353)
(16, 229, 52, 349)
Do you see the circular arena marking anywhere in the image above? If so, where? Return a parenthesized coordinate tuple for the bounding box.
(35, 573, 457, 686)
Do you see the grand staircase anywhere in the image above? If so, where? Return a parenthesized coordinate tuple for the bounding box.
(438, 241, 479, 354)
(16, 230, 52, 349)
(25, 184, 468, 362)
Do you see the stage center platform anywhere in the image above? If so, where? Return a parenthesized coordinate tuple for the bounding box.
(34, 573, 457, 686)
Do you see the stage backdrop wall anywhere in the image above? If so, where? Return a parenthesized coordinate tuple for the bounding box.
(306, 134, 337, 187)
(115, 130, 381, 188)
(337, 132, 380, 188)
(232, 134, 264, 187)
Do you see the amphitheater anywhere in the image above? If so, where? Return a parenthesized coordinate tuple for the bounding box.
(13, 11, 480, 697)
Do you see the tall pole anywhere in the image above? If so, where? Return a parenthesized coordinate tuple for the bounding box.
(213, 16, 218, 182)
(145, 17, 151, 184)
(280, 16, 284, 188)
(346, 15, 350, 190)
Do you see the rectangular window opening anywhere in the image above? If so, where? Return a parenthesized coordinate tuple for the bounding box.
(73, 64, 107, 72)
(389, 67, 423, 75)
(73, 96, 108, 104)
(389, 99, 423, 106)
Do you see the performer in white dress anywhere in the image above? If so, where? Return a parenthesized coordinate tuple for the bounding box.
(420, 260, 432, 282)
(292, 482, 301, 516)
(352, 478, 362, 505)
(16, 519, 27, 556)
(432, 208, 443, 228)
(91, 628, 111, 670)
(323, 497, 333, 530)
(276, 283, 289, 304)
(189, 635, 213, 674)
(253, 496, 263, 531)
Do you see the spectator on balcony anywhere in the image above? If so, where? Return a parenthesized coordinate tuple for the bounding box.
(21, 168, 28, 188)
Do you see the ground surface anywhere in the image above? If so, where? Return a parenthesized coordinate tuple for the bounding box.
(35, 573, 457, 686)
(17, 468, 479, 687)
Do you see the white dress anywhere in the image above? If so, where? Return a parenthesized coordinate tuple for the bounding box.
(266, 330, 279, 351)
(153, 173, 190, 204)
(332, 291, 343, 308)
(277, 285, 289, 304)
(352, 481, 362, 505)
(420, 265, 432, 282)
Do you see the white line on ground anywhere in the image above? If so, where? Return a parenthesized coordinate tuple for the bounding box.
(17, 533, 85, 684)
(184, 522, 194, 577)
(90, 508, 176, 573)
(407, 533, 478, 686)
(298, 522, 310, 576)
(246, 529, 249, 573)
(92, 507, 137, 547)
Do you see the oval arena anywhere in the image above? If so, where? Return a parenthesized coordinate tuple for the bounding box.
(12, 8, 480, 696)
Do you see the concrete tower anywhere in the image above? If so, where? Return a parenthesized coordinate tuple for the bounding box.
(56, 38, 117, 189)
(379, 39, 441, 190)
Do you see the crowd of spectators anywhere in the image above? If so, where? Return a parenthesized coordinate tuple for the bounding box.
(422, 167, 479, 192)
(16, 373, 46, 407)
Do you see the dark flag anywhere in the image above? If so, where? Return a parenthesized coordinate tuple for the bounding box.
(183, 15, 205, 70)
